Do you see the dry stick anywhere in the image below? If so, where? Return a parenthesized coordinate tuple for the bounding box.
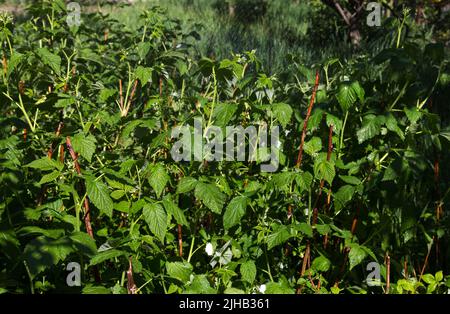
(123, 80, 138, 116)
(119, 79, 124, 110)
(295, 70, 320, 169)
(159, 77, 163, 97)
(66, 136, 94, 238)
(127, 257, 137, 294)
(334, 207, 360, 286)
(404, 258, 408, 279)
(385, 253, 391, 294)
(178, 224, 183, 257)
(419, 237, 434, 281)
(66, 136, 101, 283)
(37, 121, 64, 206)
(433, 157, 442, 267)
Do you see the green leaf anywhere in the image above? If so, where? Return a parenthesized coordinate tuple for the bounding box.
(166, 261, 193, 282)
(356, 115, 383, 143)
(240, 260, 256, 283)
(36, 47, 61, 76)
(176, 176, 198, 194)
(304, 137, 322, 156)
(435, 271, 443, 282)
(295, 171, 313, 192)
(148, 163, 169, 198)
(135, 66, 153, 86)
(267, 225, 291, 250)
(24, 236, 74, 278)
(212, 103, 238, 127)
(348, 244, 367, 270)
(313, 160, 335, 184)
(272, 103, 293, 128)
(326, 113, 343, 134)
(339, 175, 361, 185)
(334, 185, 355, 210)
(90, 249, 127, 266)
(404, 107, 422, 124)
(82, 285, 111, 294)
(312, 256, 331, 272)
(38, 170, 60, 185)
(223, 196, 248, 230)
(294, 222, 313, 237)
(72, 133, 97, 162)
(351, 81, 365, 103)
(224, 287, 245, 294)
(143, 203, 167, 242)
(336, 82, 357, 112)
(386, 114, 404, 140)
(7, 52, 23, 78)
(265, 282, 295, 294)
(25, 157, 63, 171)
(194, 182, 226, 214)
(422, 274, 435, 285)
(316, 224, 331, 235)
(162, 196, 188, 226)
(184, 275, 216, 294)
(69, 232, 97, 257)
(86, 176, 114, 218)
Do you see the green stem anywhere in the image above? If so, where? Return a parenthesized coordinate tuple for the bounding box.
(338, 110, 349, 160)
(187, 236, 195, 263)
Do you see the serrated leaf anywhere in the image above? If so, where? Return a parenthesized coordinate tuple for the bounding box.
(7, 52, 23, 78)
(326, 113, 343, 134)
(272, 103, 293, 128)
(313, 160, 335, 184)
(143, 203, 167, 242)
(312, 256, 331, 272)
(194, 182, 226, 214)
(348, 244, 367, 270)
(24, 236, 74, 277)
(267, 225, 291, 250)
(166, 261, 193, 282)
(36, 47, 61, 76)
(148, 163, 169, 198)
(240, 260, 256, 283)
(334, 185, 356, 210)
(69, 232, 97, 257)
(90, 249, 127, 266)
(386, 114, 404, 140)
(25, 157, 64, 171)
(135, 66, 153, 86)
(351, 81, 365, 103)
(295, 171, 313, 192)
(176, 176, 198, 194)
(336, 83, 357, 112)
(404, 107, 422, 124)
(356, 115, 383, 143)
(294, 222, 313, 237)
(212, 103, 238, 127)
(339, 175, 361, 185)
(72, 133, 97, 162)
(223, 196, 248, 230)
(86, 176, 113, 218)
(38, 170, 60, 185)
(162, 196, 188, 226)
(304, 137, 322, 156)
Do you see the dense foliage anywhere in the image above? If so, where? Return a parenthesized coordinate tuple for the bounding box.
(0, 1, 449, 294)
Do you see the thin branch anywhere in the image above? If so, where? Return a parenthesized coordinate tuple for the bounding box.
(296, 70, 320, 168)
